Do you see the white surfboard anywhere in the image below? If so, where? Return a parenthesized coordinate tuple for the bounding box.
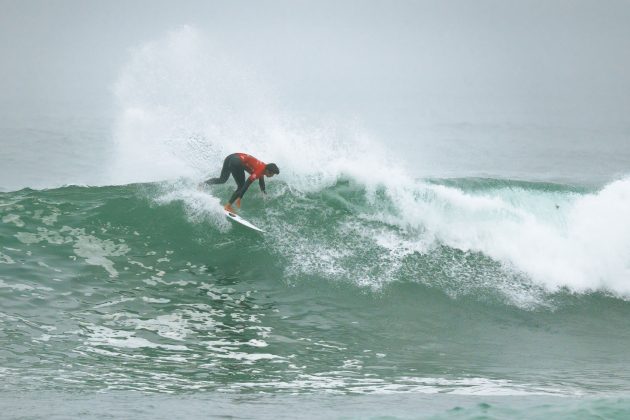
(224, 209, 265, 233)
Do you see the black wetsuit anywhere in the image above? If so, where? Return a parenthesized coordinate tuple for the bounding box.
(205, 153, 266, 204)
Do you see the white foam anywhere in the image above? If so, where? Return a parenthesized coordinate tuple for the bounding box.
(155, 181, 229, 229)
(84, 325, 188, 351)
(272, 174, 630, 304)
(69, 230, 130, 278)
(397, 177, 630, 296)
(0, 278, 33, 291)
(41, 212, 59, 226)
(128, 313, 191, 341)
(109, 25, 403, 196)
(142, 297, 171, 304)
(2, 214, 24, 227)
(14, 226, 129, 278)
(227, 374, 571, 396)
(94, 297, 136, 309)
(213, 351, 280, 362)
(0, 252, 15, 264)
(246, 339, 268, 348)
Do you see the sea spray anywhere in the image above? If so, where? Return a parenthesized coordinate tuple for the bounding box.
(109, 25, 407, 195)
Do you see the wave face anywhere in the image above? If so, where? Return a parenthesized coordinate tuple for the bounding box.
(2, 177, 630, 397)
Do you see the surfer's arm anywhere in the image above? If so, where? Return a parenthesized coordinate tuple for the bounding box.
(258, 177, 266, 194)
(228, 178, 255, 204)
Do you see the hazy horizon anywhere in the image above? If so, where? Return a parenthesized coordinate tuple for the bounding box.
(2, 0, 630, 189)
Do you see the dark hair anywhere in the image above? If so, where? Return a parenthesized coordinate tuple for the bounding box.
(266, 163, 279, 175)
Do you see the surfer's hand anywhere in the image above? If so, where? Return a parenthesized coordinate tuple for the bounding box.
(235, 198, 241, 208)
(224, 203, 236, 213)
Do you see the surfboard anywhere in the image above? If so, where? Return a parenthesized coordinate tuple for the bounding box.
(223, 209, 265, 232)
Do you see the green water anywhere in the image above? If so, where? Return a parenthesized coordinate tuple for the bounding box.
(2, 179, 630, 418)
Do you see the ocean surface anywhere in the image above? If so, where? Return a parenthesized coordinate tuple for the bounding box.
(2, 173, 630, 418)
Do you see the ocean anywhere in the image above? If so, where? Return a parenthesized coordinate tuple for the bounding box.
(3, 19, 630, 420)
(2, 173, 630, 418)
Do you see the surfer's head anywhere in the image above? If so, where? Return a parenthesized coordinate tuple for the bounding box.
(265, 163, 279, 177)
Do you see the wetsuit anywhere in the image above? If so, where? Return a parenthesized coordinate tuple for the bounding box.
(205, 153, 267, 204)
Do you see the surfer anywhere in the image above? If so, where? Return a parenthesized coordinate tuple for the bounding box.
(203, 153, 279, 213)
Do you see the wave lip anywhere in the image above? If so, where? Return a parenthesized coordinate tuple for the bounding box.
(412, 177, 630, 296)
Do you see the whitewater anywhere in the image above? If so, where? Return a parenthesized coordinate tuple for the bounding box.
(2, 26, 630, 419)
(106, 26, 630, 301)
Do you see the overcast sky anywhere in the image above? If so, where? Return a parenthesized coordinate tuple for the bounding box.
(1, 0, 629, 126)
(2, 0, 630, 188)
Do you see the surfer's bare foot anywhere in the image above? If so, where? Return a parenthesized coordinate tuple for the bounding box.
(235, 198, 241, 208)
(224, 203, 236, 213)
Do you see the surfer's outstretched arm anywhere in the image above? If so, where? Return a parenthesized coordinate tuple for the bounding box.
(258, 177, 266, 194)
(228, 178, 254, 205)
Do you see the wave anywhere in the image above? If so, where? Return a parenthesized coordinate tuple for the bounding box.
(3, 178, 630, 395)
(75, 27, 618, 307)
(2, 174, 630, 309)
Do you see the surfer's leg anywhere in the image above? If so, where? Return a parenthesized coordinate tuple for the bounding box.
(231, 166, 246, 191)
(205, 155, 233, 185)
(228, 167, 246, 207)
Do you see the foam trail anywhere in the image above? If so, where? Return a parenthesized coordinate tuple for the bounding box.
(155, 179, 230, 231)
